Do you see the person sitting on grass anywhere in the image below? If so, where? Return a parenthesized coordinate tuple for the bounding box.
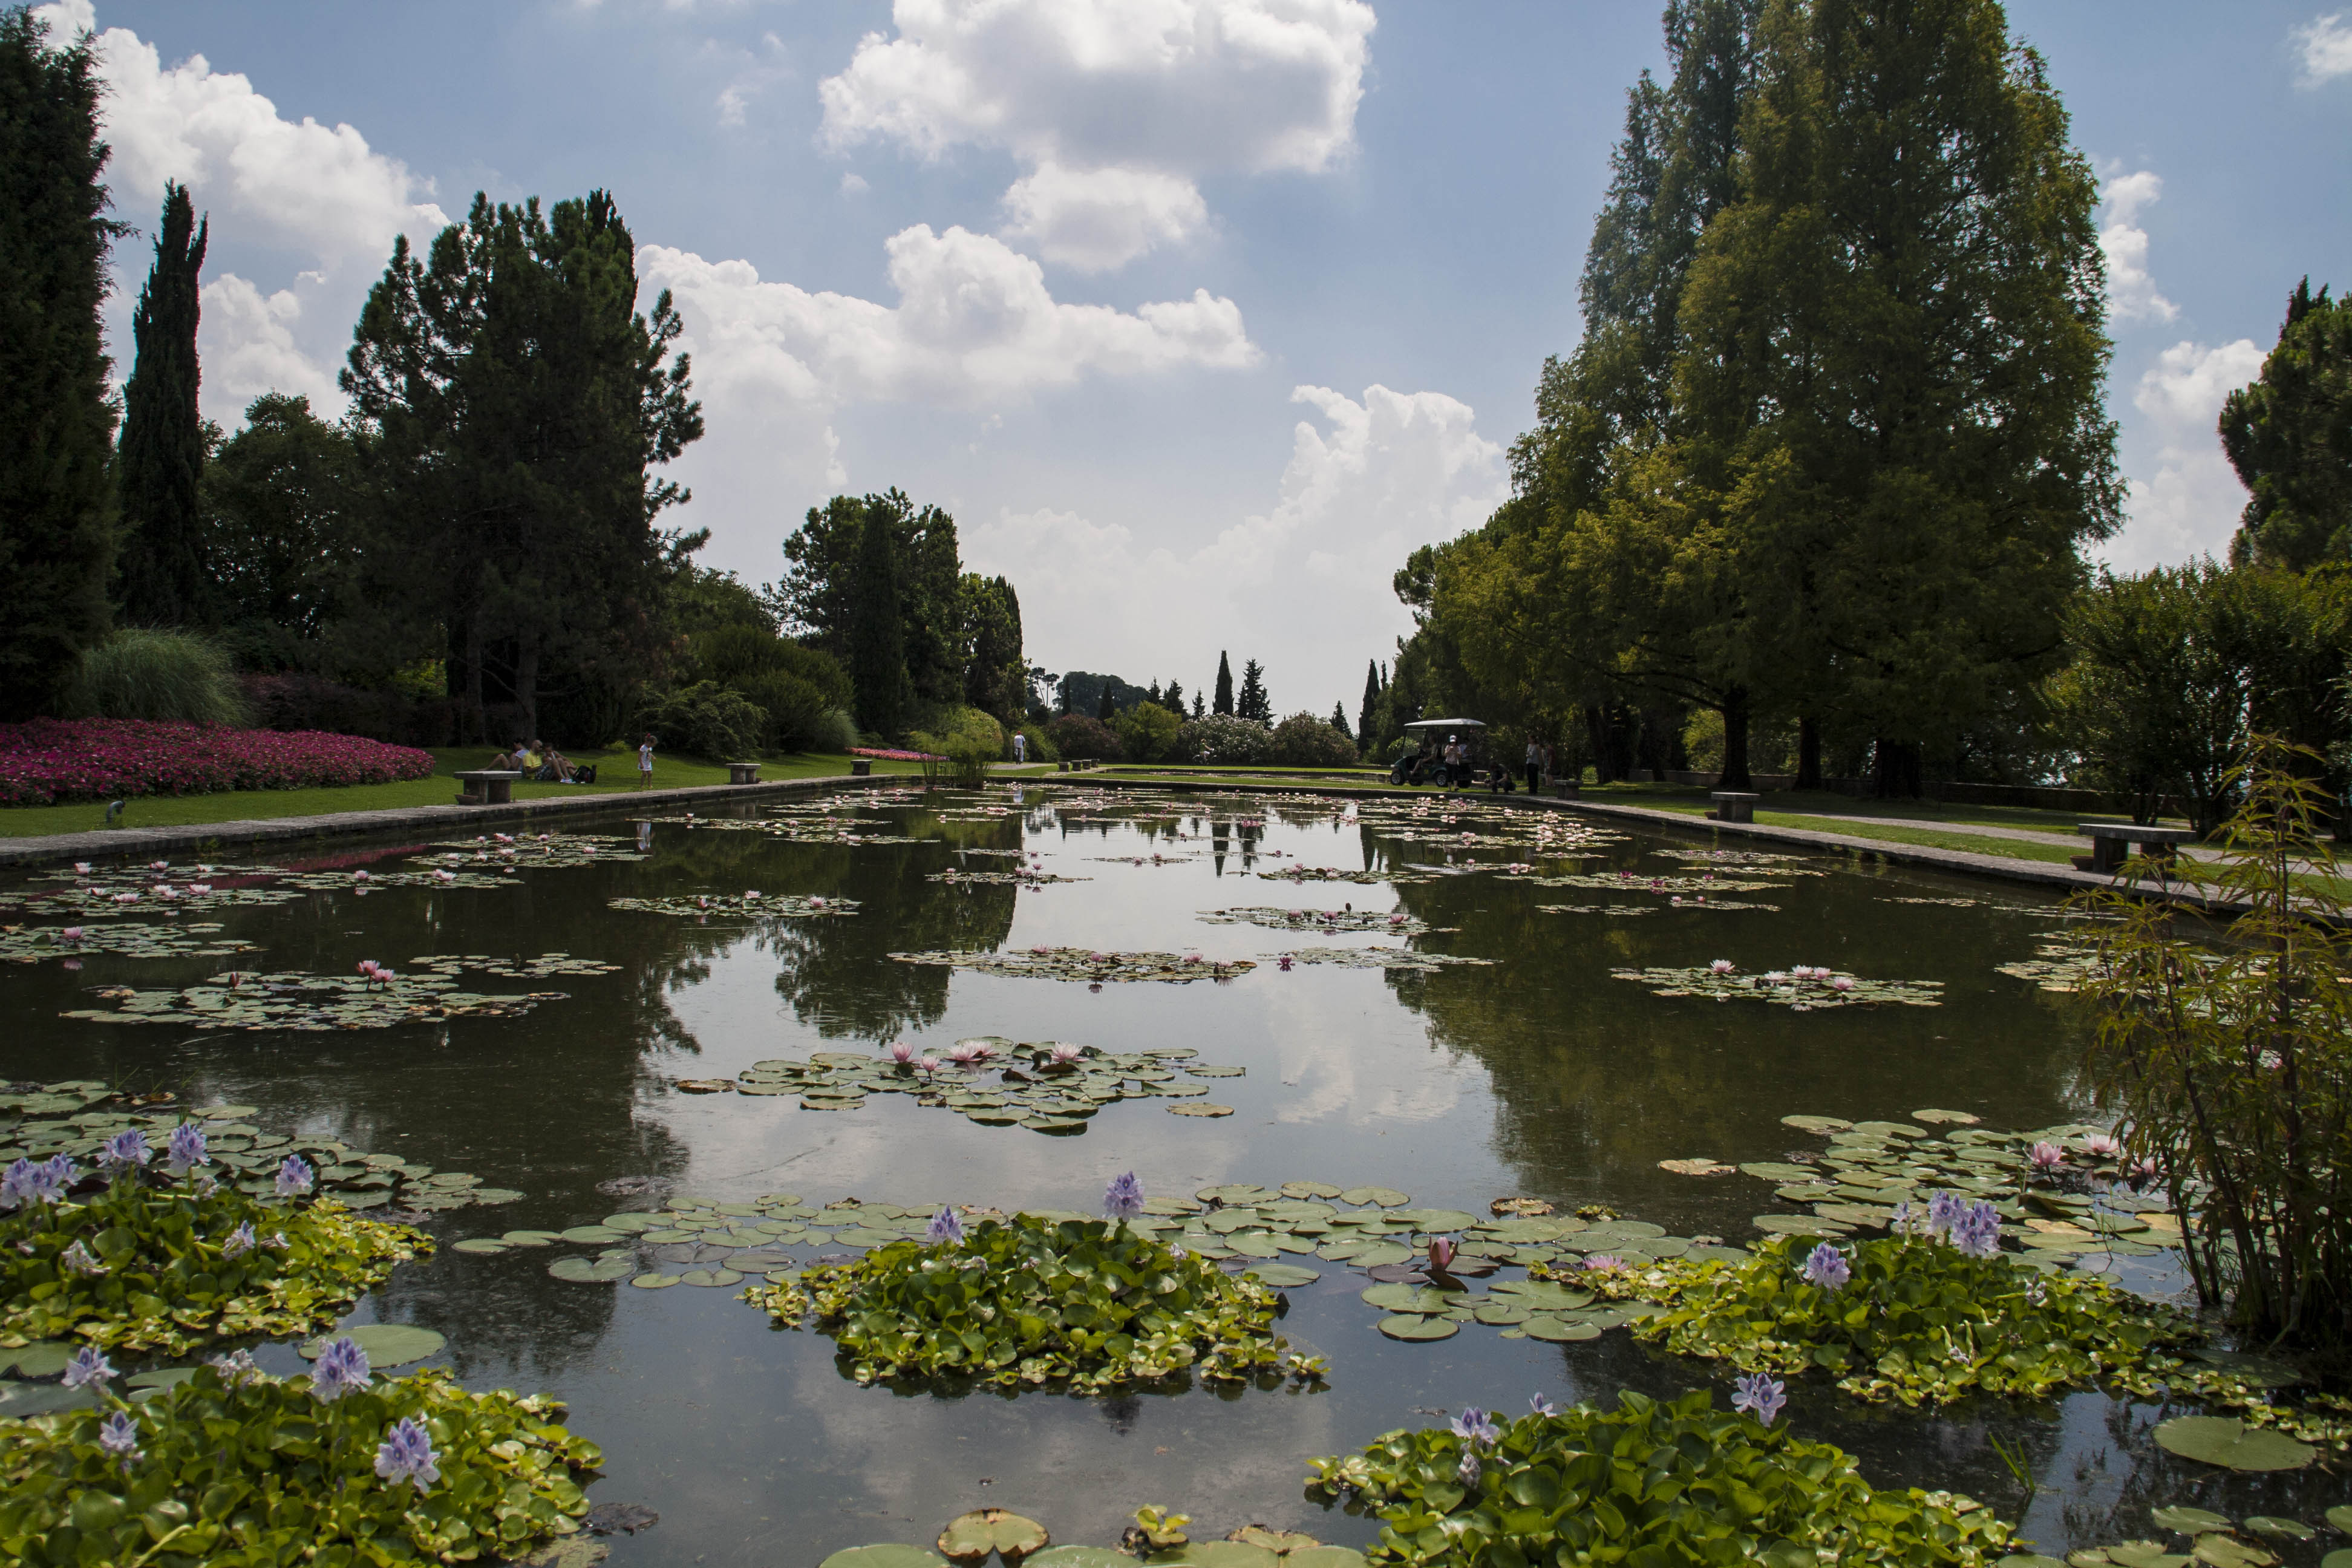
(489, 745, 523, 771)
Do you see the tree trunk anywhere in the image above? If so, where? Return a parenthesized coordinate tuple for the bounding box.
(1795, 715, 1821, 790)
(1872, 739, 1922, 799)
(1719, 688, 1753, 791)
(514, 637, 540, 745)
(462, 611, 486, 745)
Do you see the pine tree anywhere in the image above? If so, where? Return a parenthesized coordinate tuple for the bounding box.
(1191, 692, 1205, 719)
(116, 181, 210, 627)
(1236, 659, 1270, 724)
(1213, 652, 1233, 715)
(0, 7, 120, 719)
(846, 505, 911, 734)
(1165, 679, 1184, 714)
(1330, 702, 1351, 738)
(2221, 278, 2352, 571)
(1357, 659, 1381, 746)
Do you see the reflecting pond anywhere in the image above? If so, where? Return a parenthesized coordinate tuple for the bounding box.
(0, 783, 2330, 1564)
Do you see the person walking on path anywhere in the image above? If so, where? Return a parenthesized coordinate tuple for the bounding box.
(1013, 731, 1027, 765)
(637, 733, 655, 789)
(1524, 739, 1542, 794)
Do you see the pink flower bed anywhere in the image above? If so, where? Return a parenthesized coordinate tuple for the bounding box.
(0, 719, 436, 807)
(848, 746, 946, 762)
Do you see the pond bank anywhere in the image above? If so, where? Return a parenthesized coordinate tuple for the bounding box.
(0, 771, 900, 868)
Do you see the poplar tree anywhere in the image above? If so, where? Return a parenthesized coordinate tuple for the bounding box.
(846, 506, 911, 735)
(116, 181, 211, 627)
(0, 6, 119, 718)
(1213, 652, 1234, 715)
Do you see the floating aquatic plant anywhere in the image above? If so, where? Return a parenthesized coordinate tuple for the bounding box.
(1269, 946, 1496, 974)
(608, 893, 860, 920)
(890, 947, 1256, 984)
(1609, 962, 1944, 1009)
(59, 952, 614, 1032)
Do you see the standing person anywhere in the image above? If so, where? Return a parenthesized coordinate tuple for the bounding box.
(1013, 730, 1027, 765)
(636, 733, 655, 790)
(1443, 736, 1461, 791)
(1526, 737, 1542, 794)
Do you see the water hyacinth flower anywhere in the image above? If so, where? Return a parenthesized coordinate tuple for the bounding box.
(1732, 1371, 1786, 1426)
(166, 1121, 209, 1174)
(928, 1206, 965, 1245)
(61, 1240, 108, 1276)
(276, 1152, 315, 1197)
(375, 1416, 441, 1491)
(1802, 1241, 1851, 1292)
(98, 1409, 142, 1461)
(1952, 1200, 2003, 1259)
(2028, 1141, 2067, 1175)
(97, 1128, 150, 1177)
(221, 1221, 258, 1258)
(1457, 1449, 1483, 1487)
(1529, 1393, 1561, 1418)
(0, 1158, 31, 1209)
(1924, 1191, 1964, 1241)
(62, 1345, 114, 1389)
(210, 1348, 264, 1385)
(30, 1154, 73, 1204)
(310, 1336, 371, 1402)
(1103, 1171, 1146, 1221)
(1451, 1407, 1502, 1447)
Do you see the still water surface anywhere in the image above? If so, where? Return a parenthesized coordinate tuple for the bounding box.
(0, 784, 2321, 1563)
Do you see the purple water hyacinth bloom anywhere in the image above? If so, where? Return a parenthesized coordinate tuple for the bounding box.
(1528, 1393, 1561, 1417)
(1925, 1191, 1964, 1241)
(98, 1128, 150, 1175)
(1732, 1371, 1786, 1426)
(166, 1121, 209, 1173)
(928, 1206, 965, 1245)
(1953, 1200, 2003, 1258)
(310, 1336, 371, 1402)
(374, 1416, 441, 1491)
(60, 1240, 107, 1276)
(221, 1221, 258, 1259)
(1451, 1407, 1502, 1446)
(1458, 1449, 1482, 1486)
(1889, 1201, 1913, 1235)
(209, 1349, 265, 1385)
(275, 1153, 315, 1197)
(99, 1409, 142, 1460)
(62, 1345, 115, 1389)
(1103, 1171, 1146, 1221)
(0, 1158, 33, 1210)
(1801, 1242, 1851, 1292)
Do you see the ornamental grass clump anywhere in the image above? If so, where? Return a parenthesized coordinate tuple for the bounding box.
(0, 1348, 600, 1567)
(1592, 1231, 2195, 1407)
(745, 1206, 1289, 1392)
(0, 1128, 428, 1355)
(2073, 738, 2352, 1353)
(1304, 1388, 2020, 1568)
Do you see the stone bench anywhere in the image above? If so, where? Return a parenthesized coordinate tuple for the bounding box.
(453, 770, 521, 806)
(850, 759, 872, 777)
(2078, 822, 2198, 874)
(1547, 777, 1580, 799)
(1708, 791, 1760, 824)
(726, 762, 762, 785)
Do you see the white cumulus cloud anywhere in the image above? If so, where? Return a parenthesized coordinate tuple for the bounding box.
(2099, 168, 2177, 325)
(197, 274, 342, 419)
(2295, 12, 2352, 85)
(819, 0, 1374, 269)
(969, 384, 1507, 710)
(2105, 338, 2267, 570)
(1000, 162, 1210, 272)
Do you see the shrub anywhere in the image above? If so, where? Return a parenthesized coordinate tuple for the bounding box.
(636, 681, 766, 760)
(1271, 710, 1358, 768)
(1114, 701, 1182, 763)
(1045, 713, 1121, 761)
(812, 706, 859, 754)
(0, 719, 434, 806)
(1175, 713, 1273, 765)
(736, 668, 836, 753)
(67, 629, 247, 725)
(910, 706, 1005, 786)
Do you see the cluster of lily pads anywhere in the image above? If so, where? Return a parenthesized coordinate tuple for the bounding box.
(609, 892, 858, 920)
(1995, 929, 2107, 991)
(1515, 870, 1788, 897)
(1269, 947, 1495, 975)
(0, 1337, 599, 1567)
(1610, 961, 1945, 1008)
(892, 947, 1258, 984)
(818, 1511, 1370, 1568)
(926, 868, 1088, 886)
(754, 1193, 1296, 1392)
(719, 1039, 1243, 1132)
(1197, 907, 1439, 935)
(57, 952, 619, 1031)
(0, 920, 257, 964)
(1306, 1388, 2021, 1568)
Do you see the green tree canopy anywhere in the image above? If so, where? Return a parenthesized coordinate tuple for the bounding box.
(115, 180, 210, 628)
(2222, 279, 2352, 572)
(1213, 651, 1233, 715)
(200, 392, 356, 667)
(846, 500, 912, 735)
(1236, 658, 1270, 724)
(0, 5, 120, 719)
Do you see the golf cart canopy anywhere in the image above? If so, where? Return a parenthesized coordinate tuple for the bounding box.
(1402, 719, 1486, 730)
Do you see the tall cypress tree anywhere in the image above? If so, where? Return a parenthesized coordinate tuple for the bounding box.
(0, 6, 120, 718)
(846, 503, 911, 735)
(1212, 652, 1233, 716)
(1357, 659, 1381, 746)
(116, 181, 210, 627)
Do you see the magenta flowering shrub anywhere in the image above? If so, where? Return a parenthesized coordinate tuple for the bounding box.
(0, 719, 436, 806)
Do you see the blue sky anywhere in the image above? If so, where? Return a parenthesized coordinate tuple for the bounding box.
(42, 1, 2352, 719)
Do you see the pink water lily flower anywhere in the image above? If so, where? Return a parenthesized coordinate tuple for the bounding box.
(2083, 1132, 2121, 1158)
(187, 883, 211, 894)
(1829, 976, 1856, 992)
(1710, 959, 1734, 975)
(74, 861, 91, 874)
(353, 871, 370, 882)
(889, 1042, 916, 1064)
(2029, 1141, 2067, 1173)
(432, 871, 454, 883)
(149, 861, 168, 871)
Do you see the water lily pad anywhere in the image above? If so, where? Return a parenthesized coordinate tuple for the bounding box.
(1521, 1316, 1601, 1342)
(2327, 1507, 2352, 1533)
(1245, 1263, 1320, 1288)
(452, 1237, 511, 1254)
(298, 1324, 445, 1367)
(1281, 1181, 1344, 1200)
(1341, 1186, 1410, 1207)
(1659, 1158, 1734, 1176)
(2190, 1537, 2275, 1568)
(1278, 1550, 1365, 1568)
(680, 1267, 745, 1287)
(1782, 1115, 1854, 1133)
(1377, 1314, 1459, 1340)
(1029, 1552, 1130, 1568)
(2154, 1417, 2316, 1472)
(1474, 1301, 1530, 1324)
(0, 1380, 97, 1417)
(559, 1225, 627, 1244)
(1913, 1108, 1981, 1125)
(820, 1549, 950, 1568)
(2153, 1509, 2235, 1535)
(939, 1509, 1050, 1566)
(126, 1367, 198, 1389)
(549, 1255, 634, 1283)
(1740, 1163, 1822, 1181)
(0, 1344, 73, 1378)
(630, 1272, 681, 1289)
(1169, 1104, 1234, 1117)
(2241, 1519, 2313, 1542)
(1164, 1545, 1280, 1568)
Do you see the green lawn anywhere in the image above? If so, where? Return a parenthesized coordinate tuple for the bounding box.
(0, 746, 922, 839)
